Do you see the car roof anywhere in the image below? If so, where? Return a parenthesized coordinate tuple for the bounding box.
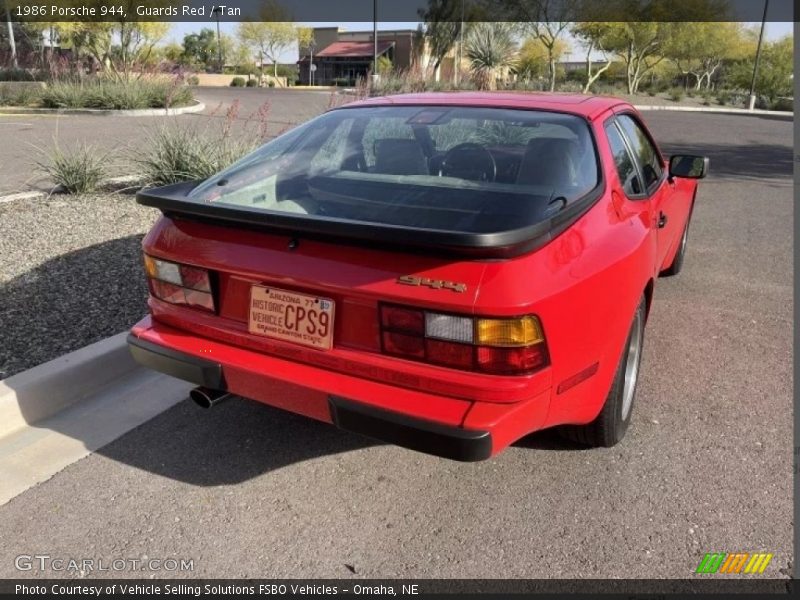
(337, 92, 632, 120)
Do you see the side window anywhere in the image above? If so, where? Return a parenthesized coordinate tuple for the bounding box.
(605, 123, 642, 196)
(616, 115, 663, 192)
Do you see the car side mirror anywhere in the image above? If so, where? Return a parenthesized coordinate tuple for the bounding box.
(669, 155, 709, 179)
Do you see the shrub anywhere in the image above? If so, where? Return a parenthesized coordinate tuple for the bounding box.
(246, 78, 257, 87)
(36, 143, 109, 194)
(187, 75, 200, 86)
(230, 77, 246, 87)
(668, 88, 684, 102)
(0, 83, 43, 106)
(770, 97, 793, 111)
(647, 90, 656, 96)
(40, 78, 193, 110)
(132, 100, 272, 186)
(268, 80, 275, 88)
(0, 68, 42, 82)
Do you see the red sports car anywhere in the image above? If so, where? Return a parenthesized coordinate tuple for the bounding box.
(129, 93, 708, 460)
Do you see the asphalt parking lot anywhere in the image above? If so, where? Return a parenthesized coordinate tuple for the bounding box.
(0, 87, 332, 195)
(0, 97, 793, 579)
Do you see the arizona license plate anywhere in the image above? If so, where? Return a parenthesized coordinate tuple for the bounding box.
(248, 285, 335, 350)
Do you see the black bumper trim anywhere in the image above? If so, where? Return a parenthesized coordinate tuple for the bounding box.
(127, 334, 225, 389)
(329, 396, 492, 462)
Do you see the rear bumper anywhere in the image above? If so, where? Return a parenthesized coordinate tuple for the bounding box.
(329, 396, 491, 461)
(128, 317, 550, 460)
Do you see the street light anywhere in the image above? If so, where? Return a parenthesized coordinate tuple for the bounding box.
(371, 0, 379, 87)
(308, 39, 315, 86)
(212, 6, 223, 73)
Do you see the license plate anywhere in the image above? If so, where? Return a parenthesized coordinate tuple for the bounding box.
(248, 285, 335, 350)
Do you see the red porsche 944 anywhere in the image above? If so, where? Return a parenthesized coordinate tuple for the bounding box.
(129, 93, 708, 461)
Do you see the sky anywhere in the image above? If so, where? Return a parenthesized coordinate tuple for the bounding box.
(166, 20, 794, 64)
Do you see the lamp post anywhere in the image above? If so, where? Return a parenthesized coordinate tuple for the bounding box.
(212, 6, 223, 73)
(308, 39, 315, 86)
(748, 0, 769, 110)
(371, 0, 379, 87)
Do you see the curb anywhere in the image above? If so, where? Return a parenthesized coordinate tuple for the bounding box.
(0, 332, 192, 506)
(0, 100, 205, 117)
(0, 190, 44, 204)
(0, 174, 145, 204)
(0, 332, 137, 439)
(633, 104, 793, 119)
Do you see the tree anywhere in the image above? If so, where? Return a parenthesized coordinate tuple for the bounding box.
(237, 22, 298, 78)
(571, 22, 614, 94)
(501, 0, 574, 91)
(46, 20, 169, 79)
(181, 28, 218, 69)
(665, 22, 752, 90)
(417, 0, 463, 80)
(465, 22, 517, 90)
(599, 22, 674, 95)
(516, 36, 568, 82)
(726, 35, 793, 102)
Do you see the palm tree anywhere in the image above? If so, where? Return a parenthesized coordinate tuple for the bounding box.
(465, 23, 518, 90)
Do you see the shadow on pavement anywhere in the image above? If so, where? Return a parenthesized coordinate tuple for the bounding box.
(659, 142, 793, 182)
(95, 397, 378, 484)
(0, 234, 149, 379)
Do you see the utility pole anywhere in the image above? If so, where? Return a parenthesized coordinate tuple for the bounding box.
(4, 0, 18, 69)
(748, 0, 769, 110)
(372, 0, 379, 87)
(212, 6, 223, 73)
(455, 0, 464, 86)
(309, 39, 314, 86)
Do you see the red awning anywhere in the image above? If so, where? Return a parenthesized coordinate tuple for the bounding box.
(314, 40, 394, 58)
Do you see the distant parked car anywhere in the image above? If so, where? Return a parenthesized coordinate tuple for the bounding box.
(129, 92, 708, 460)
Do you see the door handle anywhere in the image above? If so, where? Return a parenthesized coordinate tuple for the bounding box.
(658, 212, 668, 229)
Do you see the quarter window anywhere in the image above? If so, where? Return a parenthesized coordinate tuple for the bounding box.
(605, 123, 642, 196)
(616, 115, 663, 192)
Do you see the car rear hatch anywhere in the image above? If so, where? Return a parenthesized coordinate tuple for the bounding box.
(139, 213, 547, 403)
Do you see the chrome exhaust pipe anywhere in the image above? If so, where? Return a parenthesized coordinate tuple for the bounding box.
(190, 386, 231, 409)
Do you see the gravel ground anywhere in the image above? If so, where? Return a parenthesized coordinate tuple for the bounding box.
(0, 193, 160, 378)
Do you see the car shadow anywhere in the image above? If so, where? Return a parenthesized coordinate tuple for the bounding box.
(512, 428, 589, 452)
(1, 234, 380, 484)
(658, 141, 793, 182)
(95, 396, 378, 485)
(0, 234, 149, 379)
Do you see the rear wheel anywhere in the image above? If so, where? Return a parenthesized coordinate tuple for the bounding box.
(559, 296, 646, 447)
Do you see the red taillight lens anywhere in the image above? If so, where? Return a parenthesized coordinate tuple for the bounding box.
(477, 345, 549, 375)
(183, 288, 215, 311)
(149, 279, 185, 305)
(179, 264, 212, 292)
(425, 339, 474, 369)
(380, 305, 424, 335)
(144, 254, 215, 313)
(378, 302, 549, 375)
(382, 331, 425, 358)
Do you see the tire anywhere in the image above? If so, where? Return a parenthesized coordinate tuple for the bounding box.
(559, 296, 646, 447)
(661, 213, 691, 277)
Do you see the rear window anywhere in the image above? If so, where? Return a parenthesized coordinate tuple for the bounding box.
(189, 106, 599, 235)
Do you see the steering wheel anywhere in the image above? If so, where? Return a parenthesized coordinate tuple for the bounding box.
(440, 143, 497, 182)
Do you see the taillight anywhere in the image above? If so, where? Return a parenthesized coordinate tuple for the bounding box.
(144, 254, 215, 313)
(379, 303, 549, 375)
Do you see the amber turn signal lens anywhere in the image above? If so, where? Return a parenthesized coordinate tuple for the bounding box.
(143, 255, 158, 279)
(476, 316, 544, 347)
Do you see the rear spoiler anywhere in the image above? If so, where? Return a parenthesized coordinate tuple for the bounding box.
(136, 181, 604, 259)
